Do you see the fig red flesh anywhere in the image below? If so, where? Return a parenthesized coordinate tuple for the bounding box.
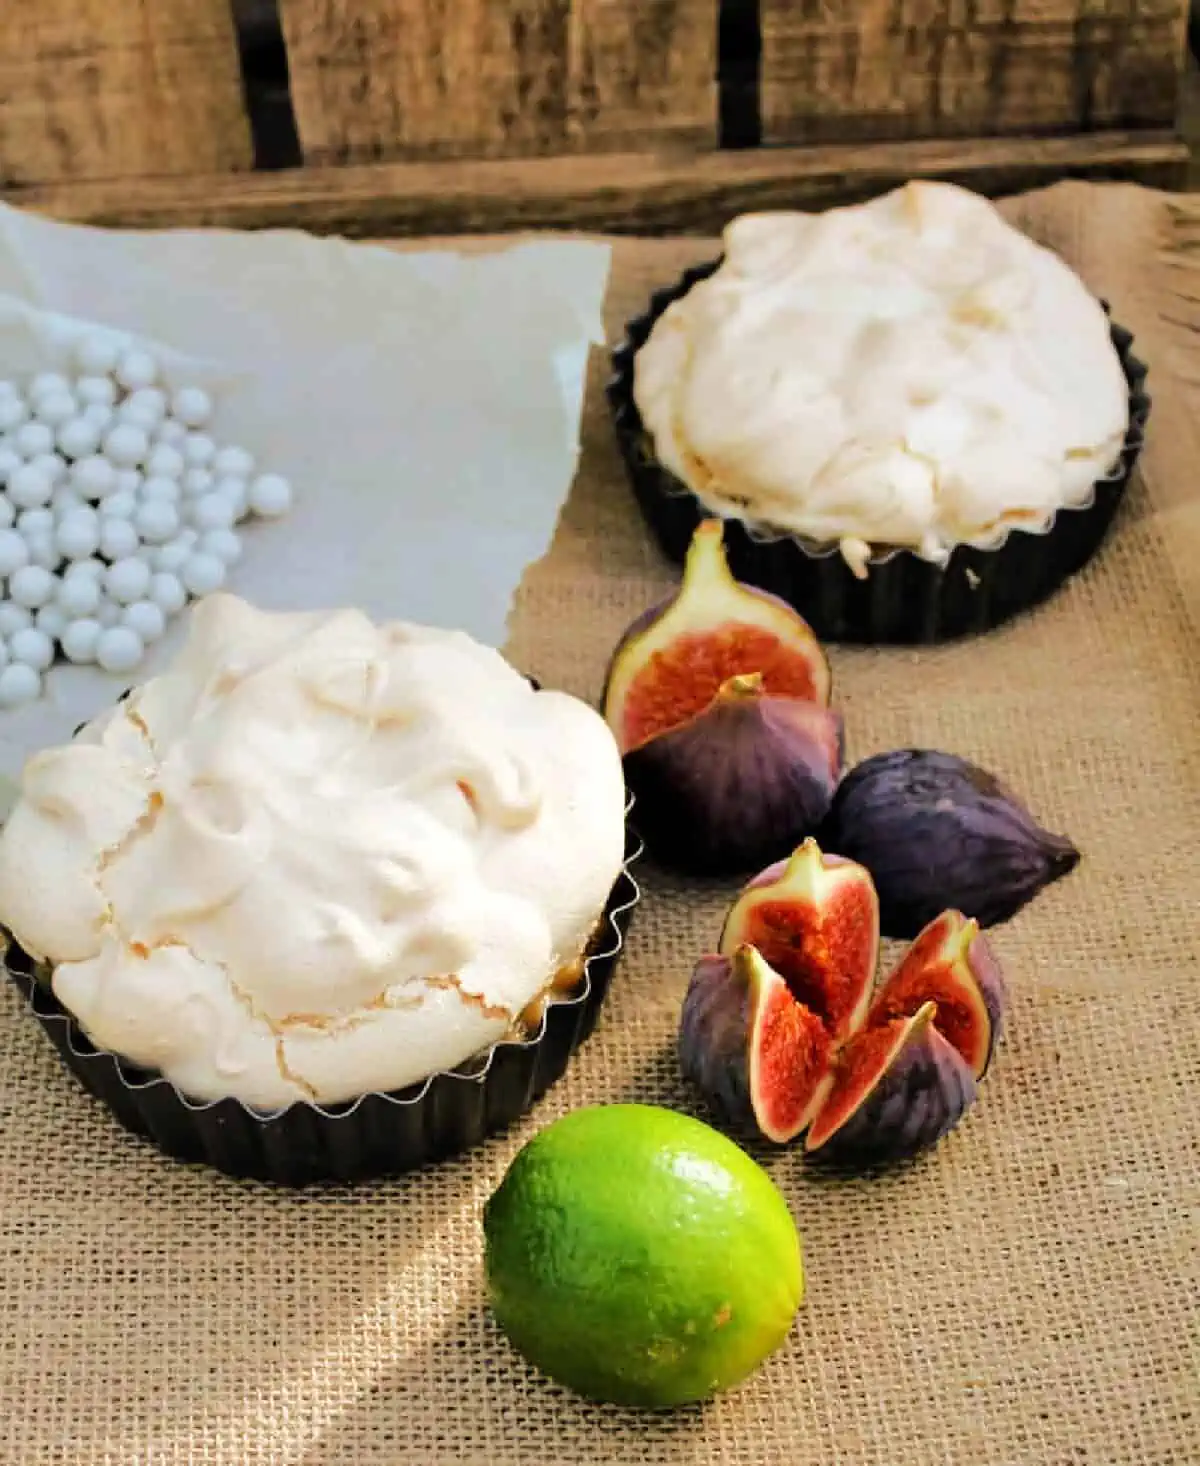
(620, 624, 826, 753)
(720, 839, 878, 1041)
(602, 519, 831, 756)
(678, 946, 833, 1144)
(750, 960, 834, 1142)
(868, 909, 1007, 1078)
(804, 1016, 914, 1153)
(804, 1002, 978, 1164)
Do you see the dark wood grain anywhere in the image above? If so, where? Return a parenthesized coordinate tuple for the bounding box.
(759, 0, 1189, 143)
(277, 0, 718, 164)
(0, 0, 253, 186)
(5, 129, 1186, 237)
(567, 0, 718, 149)
(277, 0, 571, 162)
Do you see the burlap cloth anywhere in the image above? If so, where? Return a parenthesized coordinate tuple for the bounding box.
(1, 182, 1197, 1466)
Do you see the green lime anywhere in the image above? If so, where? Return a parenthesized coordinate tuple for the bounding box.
(482, 1102, 804, 1408)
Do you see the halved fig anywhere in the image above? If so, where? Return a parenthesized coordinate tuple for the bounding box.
(602, 519, 831, 757)
(678, 945, 835, 1144)
(868, 909, 1007, 1079)
(621, 673, 844, 876)
(719, 838, 878, 1042)
(804, 1002, 978, 1167)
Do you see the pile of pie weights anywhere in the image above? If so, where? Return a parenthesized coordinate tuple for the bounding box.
(0, 334, 293, 708)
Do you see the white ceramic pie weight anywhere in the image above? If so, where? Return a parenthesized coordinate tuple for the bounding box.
(0, 203, 612, 812)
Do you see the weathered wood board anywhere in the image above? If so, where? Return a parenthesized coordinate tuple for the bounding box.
(276, 0, 718, 163)
(759, 0, 1189, 143)
(0, 0, 253, 186)
(0, 0, 1189, 225)
(7, 130, 1187, 237)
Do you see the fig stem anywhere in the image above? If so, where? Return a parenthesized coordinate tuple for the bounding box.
(681, 518, 737, 597)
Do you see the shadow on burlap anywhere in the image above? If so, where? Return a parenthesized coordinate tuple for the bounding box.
(0, 184, 1196, 1466)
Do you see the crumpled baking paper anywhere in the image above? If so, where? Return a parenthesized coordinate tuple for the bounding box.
(0, 203, 612, 810)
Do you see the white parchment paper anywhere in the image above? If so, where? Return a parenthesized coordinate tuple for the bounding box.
(0, 204, 612, 806)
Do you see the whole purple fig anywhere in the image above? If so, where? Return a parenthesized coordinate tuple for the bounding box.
(820, 749, 1080, 938)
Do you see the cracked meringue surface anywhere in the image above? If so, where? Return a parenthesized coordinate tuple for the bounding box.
(0, 593, 628, 1108)
(632, 181, 1131, 566)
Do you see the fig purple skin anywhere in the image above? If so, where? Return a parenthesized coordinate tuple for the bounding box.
(966, 925, 1007, 1072)
(819, 748, 1080, 938)
(624, 676, 844, 877)
(806, 1023, 978, 1170)
(678, 953, 758, 1138)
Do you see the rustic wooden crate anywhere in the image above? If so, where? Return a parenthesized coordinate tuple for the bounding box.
(0, 0, 1190, 236)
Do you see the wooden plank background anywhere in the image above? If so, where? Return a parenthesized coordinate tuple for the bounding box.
(0, 0, 253, 187)
(759, 0, 1189, 143)
(10, 129, 1186, 236)
(0, 0, 1190, 230)
(276, 0, 718, 163)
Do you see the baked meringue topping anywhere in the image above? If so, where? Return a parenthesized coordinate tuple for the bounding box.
(0, 594, 627, 1108)
(632, 181, 1130, 570)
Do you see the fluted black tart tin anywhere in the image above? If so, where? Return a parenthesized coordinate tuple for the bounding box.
(607, 257, 1152, 645)
(3, 810, 640, 1188)
(4, 671, 642, 1186)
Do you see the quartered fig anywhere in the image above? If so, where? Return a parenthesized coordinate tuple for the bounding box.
(719, 838, 877, 1042)
(620, 672, 844, 875)
(869, 909, 1007, 1079)
(678, 946, 835, 1144)
(602, 519, 832, 758)
(804, 1003, 978, 1167)
(820, 748, 1080, 938)
(676, 838, 1007, 1172)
